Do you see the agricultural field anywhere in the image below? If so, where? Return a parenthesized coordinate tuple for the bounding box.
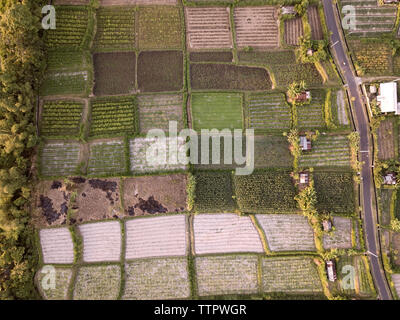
(138, 94, 183, 134)
(87, 140, 127, 176)
(46, 50, 88, 72)
(336, 255, 375, 297)
(93, 6, 136, 52)
(129, 137, 187, 172)
(299, 135, 351, 167)
(297, 90, 326, 129)
(261, 257, 322, 293)
(123, 174, 187, 216)
(245, 92, 291, 132)
(340, 0, 397, 37)
(307, 6, 323, 41)
(233, 7, 279, 49)
(40, 142, 81, 177)
(193, 214, 264, 255)
(79, 221, 122, 262)
(190, 64, 272, 91)
(191, 93, 243, 131)
(349, 40, 393, 76)
(185, 7, 232, 49)
(234, 170, 297, 213)
(256, 214, 316, 252)
(195, 255, 259, 297)
(190, 51, 233, 63)
(284, 17, 303, 46)
(392, 274, 400, 297)
(380, 189, 393, 226)
(334, 89, 350, 127)
(138, 6, 182, 49)
(377, 118, 396, 160)
(238, 50, 296, 65)
(40, 227, 75, 264)
(137, 51, 183, 92)
(89, 97, 137, 137)
(123, 258, 190, 300)
(253, 136, 294, 168)
(37, 267, 73, 300)
(323, 216, 353, 249)
(93, 52, 136, 96)
(40, 71, 90, 96)
(125, 215, 187, 259)
(269, 63, 323, 87)
(73, 265, 121, 300)
(193, 171, 236, 212)
(45, 6, 90, 49)
(313, 171, 355, 214)
(40, 100, 84, 137)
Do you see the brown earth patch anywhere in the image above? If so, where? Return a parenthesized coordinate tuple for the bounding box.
(377, 118, 395, 160)
(123, 174, 187, 216)
(391, 232, 400, 267)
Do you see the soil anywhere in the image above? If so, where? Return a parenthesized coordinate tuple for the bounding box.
(123, 174, 187, 216)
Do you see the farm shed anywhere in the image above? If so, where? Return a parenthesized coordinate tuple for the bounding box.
(383, 0, 399, 4)
(299, 172, 309, 185)
(326, 260, 337, 282)
(295, 91, 311, 103)
(383, 172, 397, 185)
(281, 6, 296, 15)
(377, 82, 399, 114)
(300, 136, 312, 151)
(322, 219, 332, 232)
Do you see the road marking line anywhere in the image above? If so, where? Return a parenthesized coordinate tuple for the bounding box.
(330, 40, 339, 47)
(360, 150, 369, 153)
(367, 251, 378, 258)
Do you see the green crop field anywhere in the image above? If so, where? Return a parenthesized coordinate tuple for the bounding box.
(299, 135, 351, 167)
(40, 71, 89, 96)
(89, 97, 138, 137)
(93, 52, 136, 96)
(234, 170, 298, 213)
(94, 6, 135, 52)
(138, 94, 183, 134)
(46, 50, 88, 71)
(73, 265, 121, 300)
(253, 136, 293, 168)
(87, 140, 127, 175)
(313, 171, 355, 214)
(191, 93, 243, 131)
(190, 64, 272, 91)
(297, 90, 326, 129)
(45, 6, 90, 49)
(269, 63, 323, 88)
(261, 257, 322, 293)
(138, 6, 182, 49)
(245, 92, 291, 133)
(40, 142, 81, 177)
(40, 100, 84, 137)
(194, 171, 236, 212)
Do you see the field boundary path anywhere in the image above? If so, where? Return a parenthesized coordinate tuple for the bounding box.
(322, 0, 392, 300)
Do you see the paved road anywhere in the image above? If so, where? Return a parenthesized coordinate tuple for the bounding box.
(322, 0, 392, 300)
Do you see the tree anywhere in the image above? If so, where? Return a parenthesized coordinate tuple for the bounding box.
(287, 80, 307, 101)
(297, 35, 328, 63)
(294, 0, 309, 16)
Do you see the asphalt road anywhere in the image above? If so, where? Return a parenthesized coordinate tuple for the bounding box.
(322, 0, 392, 300)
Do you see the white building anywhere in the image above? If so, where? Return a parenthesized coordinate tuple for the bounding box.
(377, 82, 399, 114)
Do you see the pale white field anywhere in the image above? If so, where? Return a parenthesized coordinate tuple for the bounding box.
(40, 227, 75, 264)
(323, 216, 352, 249)
(256, 214, 316, 251)
(37, 266, 73, 300)
(392, 274, 400, 297)
(73, 265, 121, 300)
(193, 213, 264, 254)
(125, 215, 187, 259)
(123, 257, 190, 300)
(79, 221, 122, 262)
(195, 255, 259, 296)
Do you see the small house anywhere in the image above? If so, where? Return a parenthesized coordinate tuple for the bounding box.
(295, 91, 311, 103)
(383, 172, 397, 185)
(377, 82, 399, 115)
(383, 0, 399, 4)
(281, 6, 296, 15)
(326, 260, 337, 282)
(299, 135, 312, 151)
(299, 172, 309, 185)
(322, 220, 332, 232)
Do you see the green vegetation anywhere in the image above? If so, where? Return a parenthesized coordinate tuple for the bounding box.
(138, 6, 182, 49)
(87, 141, 127, 176)
(40, 101, 84, 137)
(297, 90, 326, 129)
(89, 97, 138, 137)
(269, 63, 323, 87)
(194, 171, 236, 213)
(40, 142, 81, 177)
(234, 170, 298, 213)
(191, 93, 243, 131)
(313, 171, 355, 214)
(94, 6, 135, 52)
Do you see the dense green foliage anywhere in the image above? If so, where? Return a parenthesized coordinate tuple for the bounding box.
(0, 0, 45, 299)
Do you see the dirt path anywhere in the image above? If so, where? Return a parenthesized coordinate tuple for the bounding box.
(186, 94, 192, 129)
